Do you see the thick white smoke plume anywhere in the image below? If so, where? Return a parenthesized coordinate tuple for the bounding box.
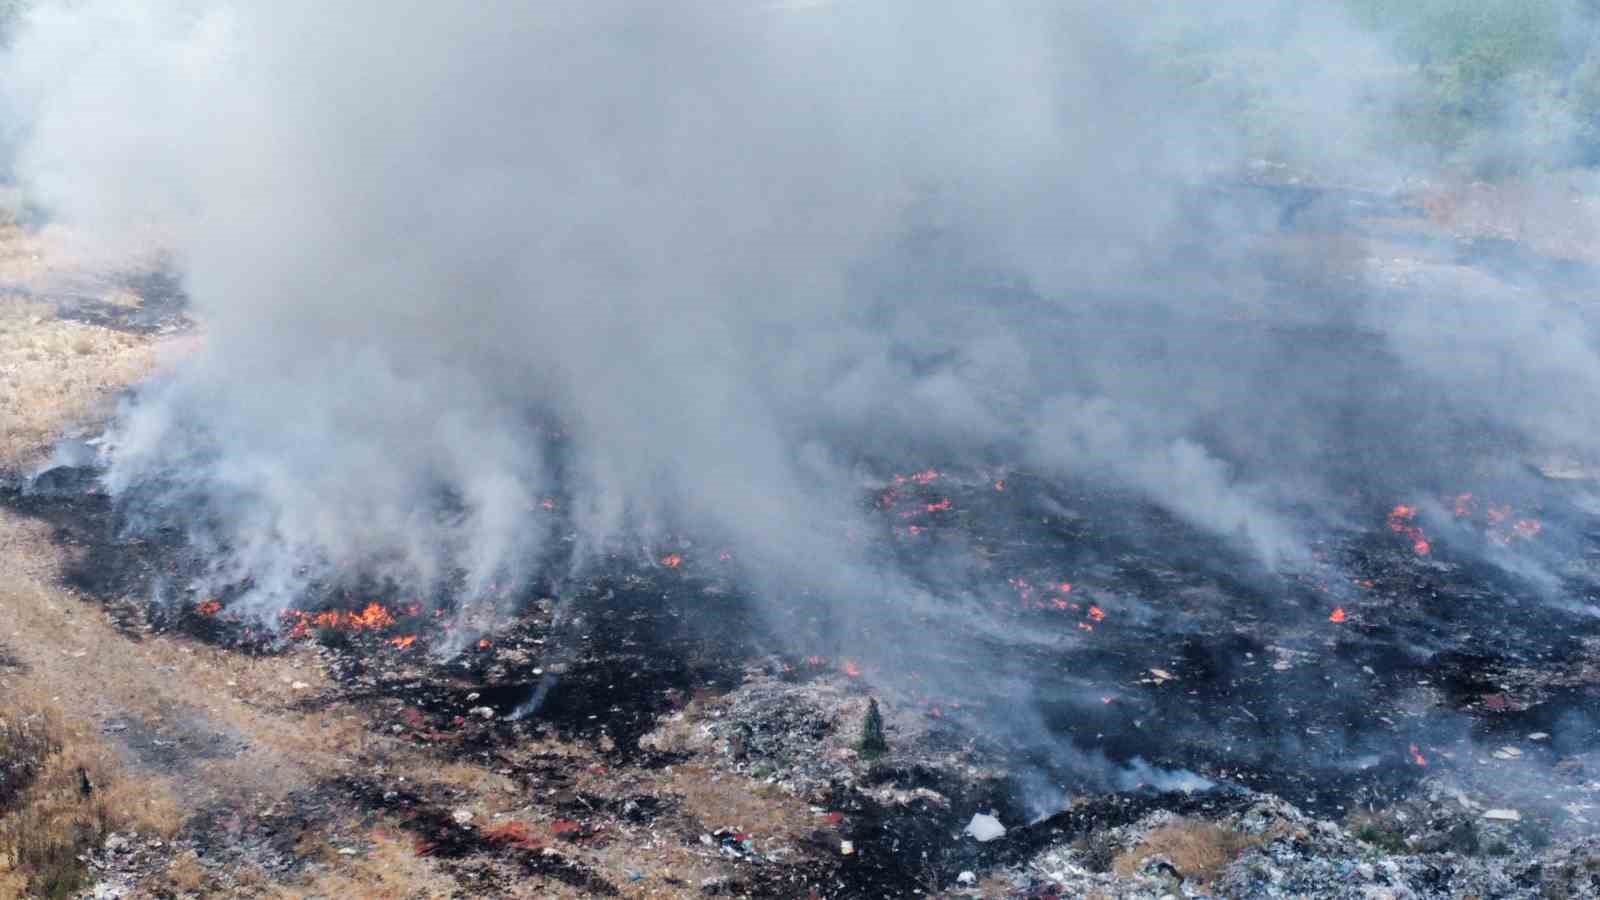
(4, 0, 1599, 640)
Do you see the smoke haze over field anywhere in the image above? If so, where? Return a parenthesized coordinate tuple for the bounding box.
(6, 0, 1600, 668)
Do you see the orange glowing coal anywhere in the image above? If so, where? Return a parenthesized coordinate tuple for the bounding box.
(1409, 743, 1427, 767)
(924, 498, 952, 513)
(1328, 607, 1346, 623)
(842, 660, 862, 678)
(477, 638, 491, 650)
(659, 553, 683, 569)
(1513, 519, 1542, 540)
(1088, 605, 1106, 622)
(1386, 505, 1431, 556)
(994, 479, 1005, 491)
(196, 599, 222, 617)
(388, 634, 417, 650)
(908, 468, 940, 485)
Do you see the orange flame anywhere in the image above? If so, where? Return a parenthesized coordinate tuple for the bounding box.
(842, 660, 862, 678)
(659, 553, 683, 569)
(1087, 605, 1105, 622)
(994, 479, 1005, 492)
(350, 603, 397, 630)
(477, 638, 491, 650)
(908, 469, 940, 485)
(196, 599, 222, 617)
(1513, 519, 1542, 539)
(1328, 607, 1346, 623)
(388, 635, 417, 650)
(1409, 743, 1427, 767)
(924, 498, 952, 513)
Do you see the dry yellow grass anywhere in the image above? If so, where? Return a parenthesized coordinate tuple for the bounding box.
(0, 297, 161, 471)
(1112, 818, 1262, 888)
(0, 679, 183, 897)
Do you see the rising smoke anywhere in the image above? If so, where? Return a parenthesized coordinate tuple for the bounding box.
(6, 0, 1600, 760)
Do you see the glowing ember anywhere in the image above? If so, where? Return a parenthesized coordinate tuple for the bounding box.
(993, 479, 1005, 491)
(1101, 696, 1114, 704)
(1513, 519, 1542, 539)
(659, 553, 683, 569)
(388, 634, 417, 650)
(483, 821, 543, 850)
(908, 469, 940, 485)
(923, 498, 952, 513)
(907, 525, 925, 536)
(1386, 505, 1431, 555)
(718, 550, 732, 561)
(1087, 605, 1105, 622)
(1409, 743, 1427, 767)
(539, 498, 556, 510)
(477, 638, 491, 649)
(196, 599, 222, 616)
(805, 655, 826, 666)
(1487, 504, 1511, 524)
(1059, 581, 1072, 593)
(1328, 607, 1346, 623)
(1077, 622, 1094, 632)
(842, 660, 862, 678)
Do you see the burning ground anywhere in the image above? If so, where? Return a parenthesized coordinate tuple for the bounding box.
(5, 6, 1600, 894)
(5, 183, 1600, 895)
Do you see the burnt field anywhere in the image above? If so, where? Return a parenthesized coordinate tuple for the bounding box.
(7, 417, 1600, 896)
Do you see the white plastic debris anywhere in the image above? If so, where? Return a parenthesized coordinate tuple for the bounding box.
(470, 706, 496, 719)
(956, 871, 977, 885)
(1492, 746, 1523, 760)
(964, 812, 1007, 842)
(452, 808, 474, 825)
(1482, 808, 1521, 822)
(840, 840, 855, 856)
(1529, 732, 1551, 741)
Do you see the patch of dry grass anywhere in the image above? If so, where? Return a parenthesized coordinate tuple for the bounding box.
(0, 297, 160, 471)
(1112, 818, 1262, 888)
(0, 681, 182, 898)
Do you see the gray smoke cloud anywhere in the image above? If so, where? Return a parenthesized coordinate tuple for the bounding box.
(6, 0, 1600, 683)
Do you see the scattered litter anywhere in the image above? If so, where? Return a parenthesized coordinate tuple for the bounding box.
(840, 840, 855, 856)
(1148, 669, 1176, 683)
(1529, 732, 1551, 741)
(956, 870, 977, 885)
(451, 809, 473, 825)
(1482, 809, 1521, 822)
(964, 812, 1006, 842)
(1491, 746, 1523, 760)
